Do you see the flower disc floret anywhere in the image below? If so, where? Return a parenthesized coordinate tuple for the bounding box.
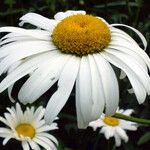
(103, 116, 120, 126)
(52, 14, 111, 56)
(16, 123, 35, 139)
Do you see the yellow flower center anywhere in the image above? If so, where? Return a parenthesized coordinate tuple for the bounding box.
(52, 14, 111, 56)
(103, 116, 120, 126)
(16, 124, 35, 139)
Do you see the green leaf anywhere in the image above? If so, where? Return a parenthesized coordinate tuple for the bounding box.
(138, 132, 150, 145)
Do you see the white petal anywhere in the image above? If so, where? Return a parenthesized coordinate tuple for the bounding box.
(16, 103, 24, 123)
(109, 43, 148, 72)
(75, 75, 86, 129)
(88, 55, 105, 120)
(1, 32, 21, 40)
(106, 49, 150, 95)
(45, 56, 80, 124)
(6, 108, 18, 125)
(33, 138, 54, 150)
(28, 139, 37, 150)
(54, 10, 86, 20)
(120, 70, 126, 79)
(7, 61, 21, 103)
(0, 41, 57, 73)
(109, 40, 150, 71)
(100, 126, 114, 139)
(94, 54, 119, 115)
(4, 113, 16, 128)
(102, 51, 147, 104)
(0, 128, 12, 134)
(19, 13, 58, 32)
(36, 125, 52, 133)
(28, 140, 38, 150)
(35, 136, 56, 150)
(32, 107, 45, 123)
(114, 134, 121, 147)
(111, 24, 147, 50)
(8, 84, 15, 103)
(111, 28, 138, 46)
(22, 141, 30, 150)
(116, 127, 128, 142)
(3, 136, 12, 145)
(0, 51, 57, 93)
(88, 118, 104, 131)
(0, 36, 37, 46)
(37, 133, 58, 145)
(120, 121, 137, 131)
(75, 56, 92, 128)
(18, 53, 69, 104)
(122, 109, 134, 116)
(0, 27, 50, 40)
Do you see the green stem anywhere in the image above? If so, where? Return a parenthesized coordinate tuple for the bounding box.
(113, 113, 150, 125)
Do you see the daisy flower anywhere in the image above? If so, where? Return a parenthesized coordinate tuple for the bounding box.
(0, 10, 150, 128)
(89, 109, 138, 147)
(0, 103, 58, 150)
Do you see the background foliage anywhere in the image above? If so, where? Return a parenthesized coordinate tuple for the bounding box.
(0, 0, 150, 150)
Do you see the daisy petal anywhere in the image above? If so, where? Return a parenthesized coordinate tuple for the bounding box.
(0, 41, 57, 73)
(114, 134, 121, 147)
(116, 127, 128, 142)
(45, 56, 80, 124)
(22, 141, 30, 150)
(33, 138, 54, 150)
(0, 128, 12, 134)
(88, 55, 105, 120)
(109, 44, 148, 72)
(0, 51, 57, 93)
(111, 24, 147, 50)
(76, 56, 93, 128)
(18, 54, 69, 104)
(2, 136, 12, 145)
(106, 49, 150, 94)
(102, 51, 147, 104)
(75, 74, 86, 128)
(36, 136, 56, 150)
(8, 84, 15, 103)
(94, 54, 119, 115)
(19, 13, 58, 31)
(54, 10, 86, 20)
(0, 27, 50, 40)
(37, 132, 58, 145)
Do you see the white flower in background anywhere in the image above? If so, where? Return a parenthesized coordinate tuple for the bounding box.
(0, 103, 58, 150)
(89, 109, 138, 146)
(0, 10, 150, 129)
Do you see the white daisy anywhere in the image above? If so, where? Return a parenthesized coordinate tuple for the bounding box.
(0, 10, 150, 129)
(0, 103, 58, 150)
(88, 109, 138, 147)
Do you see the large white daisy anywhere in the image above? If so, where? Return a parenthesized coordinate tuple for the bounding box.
(0, 10, 150, 128)
(0, 103, 58, 150)
(88, 109, 138, 147)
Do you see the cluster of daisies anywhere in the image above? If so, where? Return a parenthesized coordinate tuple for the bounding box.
(0, 10, 149, 149)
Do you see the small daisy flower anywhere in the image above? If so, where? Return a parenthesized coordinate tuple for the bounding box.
(89, 109, 138, 147)
(0, 103, 58, 150)
(0, 10, 150, 128)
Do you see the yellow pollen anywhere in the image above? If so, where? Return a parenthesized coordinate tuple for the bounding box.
(16, 124, 35, 139)
(52, 14, 111, 56)
(103, 116, 120, 126)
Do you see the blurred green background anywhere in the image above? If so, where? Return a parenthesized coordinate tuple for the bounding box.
(0, 0, 150, 150)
